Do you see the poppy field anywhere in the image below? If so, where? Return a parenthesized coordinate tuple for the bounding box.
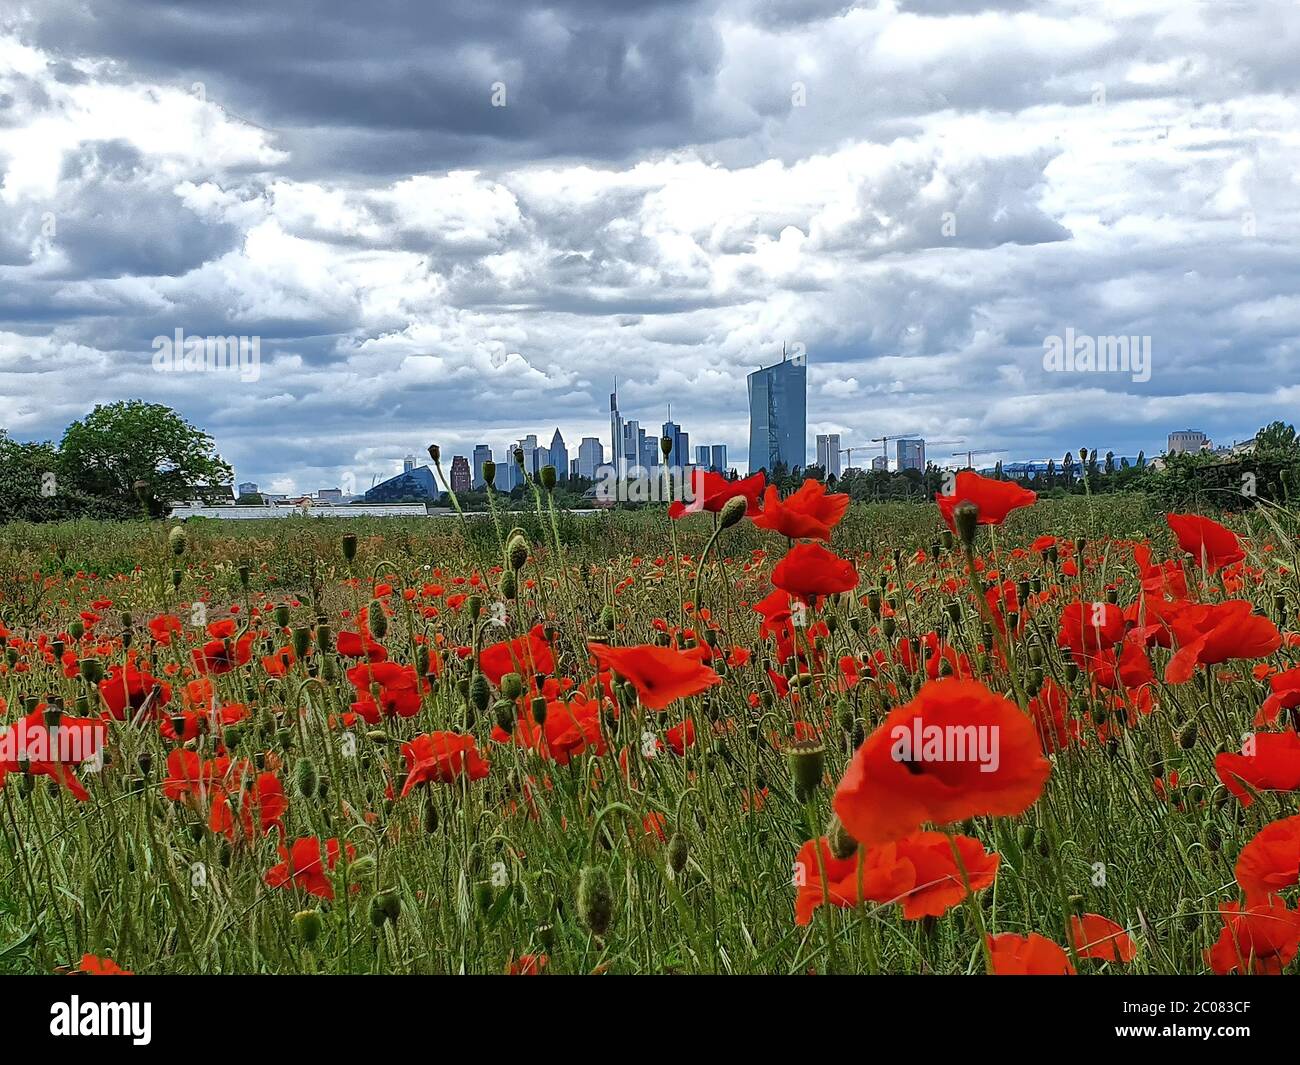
(1, 473, 1299, 976)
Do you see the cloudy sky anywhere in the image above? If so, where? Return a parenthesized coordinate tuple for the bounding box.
(1, 0, 1297, 491)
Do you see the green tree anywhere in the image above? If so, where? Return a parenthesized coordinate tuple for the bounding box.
(59, 401, 232, 515)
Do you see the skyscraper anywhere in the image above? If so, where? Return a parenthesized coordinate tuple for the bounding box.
(578, 437, 603, 479)
(610, 382, 624, 474)
(695, 445, 711, 468)
(471, 444, 492, 489)
(711, 444, 727, 475)
(816, 433, 842, 477)
(896, 438, 926, 472)
(402, 454, 416, 474)
(449, 455, 471, 494)
(548, 428, 568, 481)
(747, 349, 807, 474)
(661, 416, 687, 468)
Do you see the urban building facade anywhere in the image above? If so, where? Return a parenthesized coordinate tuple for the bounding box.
(449, 455, 471, 493)
(747, 350, 807, 473)
(896, 438, 926, 471)
(816, 433, 842, 477)
(1168, 430, 1208, 455)
(472, 444, 492, 488)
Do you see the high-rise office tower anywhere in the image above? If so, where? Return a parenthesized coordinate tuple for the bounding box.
(548, 428, 568, 481)
(610, 382, 624, 474)
(896, 438, 926, 471)
(578, 437, 603, 479)
(816, 433, 842, 477)
(449, 455, 471, 494)
(747, 349, 807, 474)
(711, 444, 727, 475)
(402, 454, 416, 474)
(471, 444, 492, 488)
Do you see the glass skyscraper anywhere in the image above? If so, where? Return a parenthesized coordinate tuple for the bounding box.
(747, 351, 806, 474)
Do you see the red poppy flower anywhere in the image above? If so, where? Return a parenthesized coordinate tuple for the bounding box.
(668, 470, 765, 520)
(1258, 667, 1300, 726)
(192, 631, 255, 675)
(265, 837, 356, 900)
(1068, 913, 1137, 963)
(209, 771, 288, 841)
(1215, 731, 1300, 805)
(792, 837, 915, 926)
(336, 628, 388, 662)
(345, 660, 427, 723)
(480, 624, 554, 686)
(752, 478, 850, 541)
(98, 662, 171, 720)
(1165, 600, 1280, 684)
(147, 614, 182, 646)
(161, 748, 232, 803)
(493, 690, 607, 766)
(894, 831, 1000, 920)
(587, 642, 721, 710)
(771, 543, 858, 603)
(508, 953, 549, 975)
(78, 954, 132, 975)
(1205, 898, 1300, 975)
(1166, 513, 1245, 574)
(936, 471, 1036, 533)
(0, 707, 106, 802)
(987, 932, 1075, 975)
(833, 679, 1050, 846)
(1057, 600, 1125, 664)
(400, 732, 489, 796)
(1028, 678, 1075, 754)
(1235, 815, 1300, 904)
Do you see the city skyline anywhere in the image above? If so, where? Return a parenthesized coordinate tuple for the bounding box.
(1, 3, 1296, 494)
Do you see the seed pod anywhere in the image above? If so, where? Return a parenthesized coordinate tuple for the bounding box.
(787, 739, 825, 803)
(1178, 719, 1198, 750)
(499, 571, 518, 600)
(952, 501, 979, 546)
(368, 603, 388, 639)
(494, 698, 517, 734)
(577, 865, 614, 937)
(507, 535, 529, 572)
(168, 525, 188, 556)
(667, 833, 688, 875)
(295, 757, 319, 798)
(294, 909, 324, 944)
(341, 534, 358, 562)
(501, 672, 523, 700)
(468, 672, 491, 713)
(540, 465, 557, 491)
(531, 695, 548, 726)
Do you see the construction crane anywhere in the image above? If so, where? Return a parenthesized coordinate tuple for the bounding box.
(867, 434, 964, 469)
(950, 447, 1008, 469)
(838, 445, 868, 470)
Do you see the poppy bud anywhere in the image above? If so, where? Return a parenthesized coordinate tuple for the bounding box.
(368, 602, 387, 639)
(787, 739, 825, 803)
(500, 672, 523, 700)
(292, 626, 311, 659)
(600, 605, 615, 630)
(826, 815, 858, 860)
(719, 495, 748, 529)
(531, 695, 548, 726)
(1178, 720, 1198, 750)
(315, 623, 333, 652)
(69, 619, 85, 640)
(294, 908, 324, 944)
(577, 865, 614, 937)
(540, 465, 557, 490)
(427, 444, 441, 464)
(341, 534, 357, 562)
(881, 617, 896, 639)
(867, 590, 881, 618)
(667, 832, 688, 874)
(79, 657, 102, 683)
(499, 571, 517, 600)
(295, 757, 319, 798)
(494, 698, 516, 734)
(470, 672, 490, 712)
(467, 594, 482, 621)
(483, 459, 496, 485)
(507, 534, 529, 572)
(369, 890, 399, 927)
(941, 529, 954, 551)
(952, 500, 979, 546)
(274, 603, 291, 628)
(238, 564, 250, 588)
(513, 447, 525, 470)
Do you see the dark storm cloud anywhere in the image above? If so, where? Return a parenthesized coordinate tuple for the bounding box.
(26, 0, 726, 176)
